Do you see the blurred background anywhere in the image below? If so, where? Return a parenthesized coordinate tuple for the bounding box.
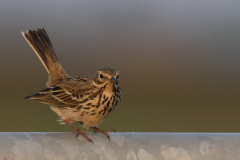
(0, 0, 240, 132)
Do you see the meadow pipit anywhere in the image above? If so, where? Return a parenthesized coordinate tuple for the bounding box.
(22, 28, 122, 143)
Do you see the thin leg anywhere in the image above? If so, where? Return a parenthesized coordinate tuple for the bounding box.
(71, 127, 91, 134)
(63, 120, 93, 144)
(91, 127, 116, 141)
(71, 126, 92, 140)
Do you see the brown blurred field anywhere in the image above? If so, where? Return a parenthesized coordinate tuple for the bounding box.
(0, 1, 240, 132)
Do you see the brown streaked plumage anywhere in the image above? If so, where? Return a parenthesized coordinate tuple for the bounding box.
(22, 28, 122, 143)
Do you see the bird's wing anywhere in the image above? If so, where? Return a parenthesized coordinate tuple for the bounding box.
(25, 78, 97, 106)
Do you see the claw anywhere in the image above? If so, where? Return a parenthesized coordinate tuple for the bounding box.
(75, 133, 79, 139)
(91, 127, 115, 141)
(89, 139, 94, 144)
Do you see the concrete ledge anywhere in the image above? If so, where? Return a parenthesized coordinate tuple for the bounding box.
(0, 132, 240, 159)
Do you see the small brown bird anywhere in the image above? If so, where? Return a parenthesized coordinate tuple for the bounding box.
(22, 28, 122, 143)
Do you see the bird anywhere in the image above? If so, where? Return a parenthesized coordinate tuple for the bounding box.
(22, 28, 122, 143)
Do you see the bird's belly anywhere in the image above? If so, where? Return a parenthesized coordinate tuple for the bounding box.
(50, 106, 83, 123)
(50, 88, 117, 127)
(50, 102, 114, 127)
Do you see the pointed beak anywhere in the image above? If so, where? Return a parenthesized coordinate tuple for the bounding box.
(111, 77, 119, 84)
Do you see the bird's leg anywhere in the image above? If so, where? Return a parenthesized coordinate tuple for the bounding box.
(71, 127, 92, 139)
(63, 120, 93, 144)
(71, 127, 91, 134)
(91, 127, 116, 141)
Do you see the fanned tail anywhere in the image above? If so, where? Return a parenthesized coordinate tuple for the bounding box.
(22, 28, 69, 86)
(22, 28, 59, 73)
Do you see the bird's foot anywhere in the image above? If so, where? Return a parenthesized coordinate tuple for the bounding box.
(91, 127, 116, 141)
(64, 121, 93, 144)
(72, 129, 93, 144)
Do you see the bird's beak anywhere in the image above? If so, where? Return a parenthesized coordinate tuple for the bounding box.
(111, 77, 119, 84)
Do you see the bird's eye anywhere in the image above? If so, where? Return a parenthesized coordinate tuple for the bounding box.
(116, 75, 119, 79)
(100, 74, 104, 79)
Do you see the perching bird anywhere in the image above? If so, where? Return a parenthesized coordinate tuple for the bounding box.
(22, 28, 122, 143)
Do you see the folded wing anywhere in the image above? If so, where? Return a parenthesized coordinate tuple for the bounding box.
(25, 78, 96, 107)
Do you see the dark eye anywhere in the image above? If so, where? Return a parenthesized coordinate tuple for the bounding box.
(100, 74, 104, 79)
(116, 75, 119, 79)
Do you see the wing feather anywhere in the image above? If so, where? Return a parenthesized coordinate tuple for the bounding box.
(26, 78, 96, 107)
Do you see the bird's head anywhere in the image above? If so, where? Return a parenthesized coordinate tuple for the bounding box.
(93, 68, 119, 87)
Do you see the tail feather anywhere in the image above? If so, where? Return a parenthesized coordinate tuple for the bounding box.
(21, 28, 58, 73)
(22, 28, 69, 86)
